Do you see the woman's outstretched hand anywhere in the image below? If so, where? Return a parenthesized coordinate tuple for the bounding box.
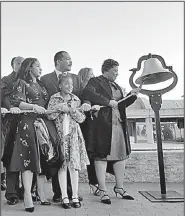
(130, 88, 140, 96)
(81, 103, 91, 112)
(57, 103, 70, 114)
(9, 107, 21, 114)
(91, 105, 101, 111)
(1, 107, 9, 117)
(109, 100, 118, 109)
(33, 105, 46, 114)
(1, 107, 8, 113)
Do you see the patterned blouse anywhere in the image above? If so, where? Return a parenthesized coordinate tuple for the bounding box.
(10, 79, 49, 108)
(47, 92, 89, 170)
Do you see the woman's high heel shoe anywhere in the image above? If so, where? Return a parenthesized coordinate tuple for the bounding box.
(35, 184, 51, 205)
(35, 193, 51, 205)
(113, 186, 134, 200)
(99, 189, 111, 205)
(89, 184, 100, 196)
(25, 207, 34, 213)
(32, 191, 40, 202)
(24, 192, 34, 213)
(72, 198, 81, 208)
(40, 201, 51, 205)
(61, 197, 71, 209)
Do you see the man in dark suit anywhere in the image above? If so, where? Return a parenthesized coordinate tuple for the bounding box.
(2, 56, 24, 111)
(1, 56, 24, 205)
(40, 51, 91, 202)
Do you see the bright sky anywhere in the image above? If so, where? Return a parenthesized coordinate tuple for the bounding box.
(1, 2, 184, 100)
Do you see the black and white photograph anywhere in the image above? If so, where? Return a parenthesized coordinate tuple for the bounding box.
(1, 1, 184, 216)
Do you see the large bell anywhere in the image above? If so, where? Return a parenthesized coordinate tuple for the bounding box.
(135, 58, 173, 85)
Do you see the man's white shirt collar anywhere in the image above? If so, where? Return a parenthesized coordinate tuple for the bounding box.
(55, 69, 68, 79)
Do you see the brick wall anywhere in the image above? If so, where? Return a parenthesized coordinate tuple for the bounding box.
(79, 150, 184, 183)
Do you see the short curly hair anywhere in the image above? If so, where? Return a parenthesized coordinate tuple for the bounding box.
(58, 74, 72, 85)
(101, 59, 119, 74)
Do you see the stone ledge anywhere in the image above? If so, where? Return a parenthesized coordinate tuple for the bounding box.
(131, 143, 184, 151)
(132, 149, 184, 151)
(79, 150, 184, 183)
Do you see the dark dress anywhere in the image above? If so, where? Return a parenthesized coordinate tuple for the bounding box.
(82, 75, 137, 159)
(7, 79, 62, 179)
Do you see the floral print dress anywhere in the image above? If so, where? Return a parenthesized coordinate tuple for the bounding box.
(8, 79, 61, 176)
(47, 92, 90, 171)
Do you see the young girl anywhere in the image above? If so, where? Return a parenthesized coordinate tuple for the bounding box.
(47, 74, 89, 209)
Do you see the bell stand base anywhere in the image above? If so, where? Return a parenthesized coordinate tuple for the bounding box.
(139, 93, 183, 203)
(139, 191, 184, 203)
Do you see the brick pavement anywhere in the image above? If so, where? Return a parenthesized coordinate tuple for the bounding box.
(1, 182, 184, 216)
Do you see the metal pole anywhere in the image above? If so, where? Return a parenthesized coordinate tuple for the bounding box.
(149, 93, 166, 195)
(154, 110, 166, 195)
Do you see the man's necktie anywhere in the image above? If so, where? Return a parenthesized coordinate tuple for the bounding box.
(58, 72, 68, 80)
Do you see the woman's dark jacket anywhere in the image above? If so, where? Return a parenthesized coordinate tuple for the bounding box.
(82, 75, 137, 158)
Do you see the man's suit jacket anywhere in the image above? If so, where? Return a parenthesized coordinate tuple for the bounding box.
(40, 71, 82, 100)
(1, 71, 17, 109)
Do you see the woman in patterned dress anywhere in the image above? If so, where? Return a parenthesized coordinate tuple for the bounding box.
(47, 74, 89, 209)
(8, 58, 61, 212)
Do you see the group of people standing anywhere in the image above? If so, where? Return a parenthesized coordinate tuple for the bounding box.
(1, 51, 140, 212)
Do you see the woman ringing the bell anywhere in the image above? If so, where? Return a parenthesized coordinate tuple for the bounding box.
(82, 59, 140, 204)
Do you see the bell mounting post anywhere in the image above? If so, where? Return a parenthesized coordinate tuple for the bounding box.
(129, 53, 183, 203)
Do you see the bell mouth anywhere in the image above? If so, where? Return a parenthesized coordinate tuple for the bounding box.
(135, 71, 174, 85)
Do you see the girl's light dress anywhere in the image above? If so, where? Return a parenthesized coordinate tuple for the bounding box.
(47, 92, 89, 171)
